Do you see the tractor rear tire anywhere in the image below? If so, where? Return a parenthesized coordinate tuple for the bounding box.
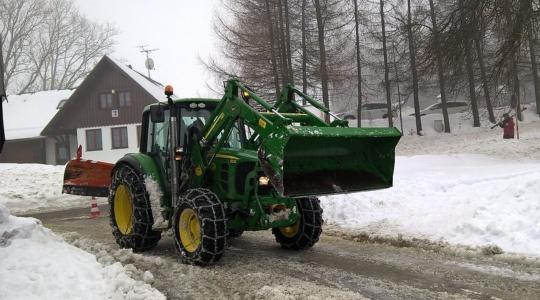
(172, 188, 227, 266)
(272, 197, 323, 250)
(109, 164, 161, 251)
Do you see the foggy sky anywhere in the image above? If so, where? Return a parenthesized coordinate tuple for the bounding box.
(75, 0, 219, 99)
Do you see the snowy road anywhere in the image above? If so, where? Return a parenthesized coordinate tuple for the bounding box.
(28, 206, 540, 300)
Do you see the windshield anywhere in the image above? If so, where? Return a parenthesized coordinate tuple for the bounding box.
(179, 107, 212, 146)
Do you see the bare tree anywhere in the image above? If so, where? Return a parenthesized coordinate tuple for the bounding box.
(314, 0, 330, 120)
(353, 0, 363, 126)
(301, 0, 308, 101)
(0, 0, 45, 91)
(0, 0, 116, 94)
(428, 0, 451, 133)
(407, 0, 423, 135)
(527, 4, 540, 115)
(379, 0, 393, 127)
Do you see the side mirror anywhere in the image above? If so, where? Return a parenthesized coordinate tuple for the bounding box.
(150, 105, 165, 123)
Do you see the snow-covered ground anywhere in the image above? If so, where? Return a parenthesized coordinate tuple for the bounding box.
(0, 204, 164, 300)
(321, 154, 540, 256)
(0, 164, 106, 214)
(322, 115, 540, 257)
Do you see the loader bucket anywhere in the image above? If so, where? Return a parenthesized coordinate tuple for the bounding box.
(260, 126, 401, 197)
(62, 159, 113, 197)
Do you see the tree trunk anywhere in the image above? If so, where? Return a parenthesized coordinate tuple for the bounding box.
(460, 0, 480, 127)
(353, 0, 363, 127)
(380, 0, 393, 128)
(407, 0, 423, 135)
(301, 0, 308, 104)
(528, 22, 540, 116)
(277, 0, 290, 86)
(428, 0, 451, 133)
(504, 0, 522, 121)
(475, 36, 496, 123)
(314, 0, 330, 122)
(265, 0, 281, 98)
(284, 0, 294, 85)
(465, 39, 480, 127)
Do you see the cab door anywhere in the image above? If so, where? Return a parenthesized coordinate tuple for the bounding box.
(145, 109, 171, 191)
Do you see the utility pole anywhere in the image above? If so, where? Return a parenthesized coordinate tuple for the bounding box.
(138, 45, 159, 79)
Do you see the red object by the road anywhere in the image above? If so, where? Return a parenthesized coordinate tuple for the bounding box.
(76, 145, 82, 160)
(90, 196, 100, 219)
(503, 117, 515, 139)
(63, 158, 113, 197)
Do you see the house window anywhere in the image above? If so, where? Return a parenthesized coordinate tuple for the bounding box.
(86, 129, 102, 151)
(119, 91, 131, 107)
(55, 142, 70, 165)
(111, 127, 128, 149)
(137, 125, 141, 147)
(99, 93, 113, 109)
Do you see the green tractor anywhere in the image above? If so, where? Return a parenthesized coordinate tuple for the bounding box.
(63, 80, 401, 265)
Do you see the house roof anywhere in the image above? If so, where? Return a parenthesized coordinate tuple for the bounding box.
(3, 90, 74, 140)
(107, 57, 170, 101)
(41, 55, 168, 135)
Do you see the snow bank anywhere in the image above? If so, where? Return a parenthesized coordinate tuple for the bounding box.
(0, 204, 164, 300)
(321, 154, 540, 256)
(0, 163, 106, 214)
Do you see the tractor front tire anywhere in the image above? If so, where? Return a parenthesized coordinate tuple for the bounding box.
(109, 164, 161, 251)
(173, 188, 227, 266)
(272, 197, 323, 250)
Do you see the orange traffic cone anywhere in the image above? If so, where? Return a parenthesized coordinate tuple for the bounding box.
(90, 196, 100, 219)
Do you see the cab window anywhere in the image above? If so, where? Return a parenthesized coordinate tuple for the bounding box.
(179, 107, 212, 146)
(147, 109, 170, 153)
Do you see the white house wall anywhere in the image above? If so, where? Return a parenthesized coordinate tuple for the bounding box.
(45, 138, 56, 165)
(76, 123, 141, 163)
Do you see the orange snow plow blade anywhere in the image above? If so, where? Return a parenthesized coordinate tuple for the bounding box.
(62, 159, 113, 197)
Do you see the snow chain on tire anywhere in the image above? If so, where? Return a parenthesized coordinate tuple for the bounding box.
(272, 197, 323, 250)
(173, 188, 227, 266)
(109, 164, 161, 251)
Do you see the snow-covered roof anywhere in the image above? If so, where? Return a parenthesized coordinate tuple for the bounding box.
(3, 90, 74, 140)
(107, 56, 170, 101)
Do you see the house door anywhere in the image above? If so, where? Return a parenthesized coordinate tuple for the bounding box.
(55, 142, 70, 165)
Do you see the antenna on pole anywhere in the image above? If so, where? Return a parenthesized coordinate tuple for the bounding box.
(138, 44, 159, 79)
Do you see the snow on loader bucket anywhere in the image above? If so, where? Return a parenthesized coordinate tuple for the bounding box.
(259, 126, 401, 198)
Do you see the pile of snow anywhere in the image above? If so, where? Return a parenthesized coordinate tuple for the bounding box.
(0, 164, 106, 214)
(0, 204, 164, 299)
(321, 154, 540, 256)
(3, 90, 74, 140)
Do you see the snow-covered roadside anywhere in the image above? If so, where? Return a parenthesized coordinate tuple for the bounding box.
(0, 163, 106, 214)
(0, 204, 164, 300)
(321, 154, 540, 256)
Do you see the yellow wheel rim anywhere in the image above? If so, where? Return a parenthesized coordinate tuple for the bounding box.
(279, 221, 300, 238)
(114, 184, 133, 235)
(178, 208, 202, 253)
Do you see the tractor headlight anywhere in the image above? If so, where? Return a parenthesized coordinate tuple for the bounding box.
(258, 176, 270, 186)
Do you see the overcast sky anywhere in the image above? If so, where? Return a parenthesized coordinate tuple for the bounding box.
(75, 0, 220, 99)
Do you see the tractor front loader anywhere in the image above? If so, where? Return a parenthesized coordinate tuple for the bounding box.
(63, 80, 401, 265)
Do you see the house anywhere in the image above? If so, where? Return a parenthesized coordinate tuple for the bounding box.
(0, 90, 74, 164)
(1, 55, 167, 165)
